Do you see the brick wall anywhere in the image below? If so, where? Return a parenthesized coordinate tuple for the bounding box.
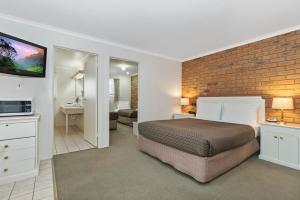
(131, 75, 138, 109)
(182, 30, 300, 123)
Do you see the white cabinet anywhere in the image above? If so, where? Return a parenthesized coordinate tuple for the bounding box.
(259, 123, 300, 170)
(0, 115, 40, 185)
(261, 131, 278, 159)
(278, 133, 298, 165)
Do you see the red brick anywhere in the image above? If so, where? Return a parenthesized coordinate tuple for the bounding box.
(182, 29, 300, 123)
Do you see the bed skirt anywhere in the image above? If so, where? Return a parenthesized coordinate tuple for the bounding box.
(138, 135, 259, 183)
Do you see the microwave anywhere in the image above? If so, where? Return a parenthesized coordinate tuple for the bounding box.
(0, 99, 34, 117)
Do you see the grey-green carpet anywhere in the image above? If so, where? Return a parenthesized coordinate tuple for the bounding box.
(53, 123, 300, 200)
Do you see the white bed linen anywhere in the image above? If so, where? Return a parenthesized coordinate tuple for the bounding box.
(221, 102, 258, 127)
(196, 96, 265, 137)
(196, 102, 222, 121)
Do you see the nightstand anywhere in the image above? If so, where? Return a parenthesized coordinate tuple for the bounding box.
(259, 122, 300, 170)
(172, 113, 195, 119)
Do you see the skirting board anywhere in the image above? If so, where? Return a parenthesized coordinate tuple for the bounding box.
(259, 155, 299, 170)
(0, 169, 39, 185)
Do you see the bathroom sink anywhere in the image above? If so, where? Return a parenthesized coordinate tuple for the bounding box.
(60, 105, 84, 134)
(60, 105, 84, 115)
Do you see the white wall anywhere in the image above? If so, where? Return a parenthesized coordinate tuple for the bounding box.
(109, 75, 131, 111)
(115, 75, 131, 102)
(0, 15, 181, 160)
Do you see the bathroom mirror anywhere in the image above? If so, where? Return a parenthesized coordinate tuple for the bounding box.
(74, 70, 85, 98)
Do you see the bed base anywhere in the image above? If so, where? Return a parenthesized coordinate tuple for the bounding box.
(138, 135, 259, 183)
(118, 116, 137, 127)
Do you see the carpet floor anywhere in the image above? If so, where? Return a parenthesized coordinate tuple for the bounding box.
(53, 123, 300, 200)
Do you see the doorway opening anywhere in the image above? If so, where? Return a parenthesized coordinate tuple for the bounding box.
(109, 57, 139, 145)
(53, 47, 98, 155)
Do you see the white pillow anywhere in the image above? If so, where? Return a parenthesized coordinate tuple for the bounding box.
(116, 101, 130, 111)
(196, 102, 222, 121)
(221, 103, 258, 127)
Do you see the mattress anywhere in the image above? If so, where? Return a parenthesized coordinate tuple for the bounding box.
(138, 118, 255, 157)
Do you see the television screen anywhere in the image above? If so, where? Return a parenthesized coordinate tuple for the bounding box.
(0, 32, 47, 77)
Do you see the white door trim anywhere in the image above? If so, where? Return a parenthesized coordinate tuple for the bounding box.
(106, 57, 139, 146)
(51, 46, 101, 156)
(98, 54, 110, 148)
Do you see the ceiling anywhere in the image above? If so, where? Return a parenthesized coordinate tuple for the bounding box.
(54, 47, 91, 70)
(110, 58, 138, 77)
(1, 0, 300, 61)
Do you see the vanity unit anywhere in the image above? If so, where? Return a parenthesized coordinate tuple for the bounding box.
(60, 105, 84, 134)
(0, 115, 40, 185)
(259, 122, 300, 170)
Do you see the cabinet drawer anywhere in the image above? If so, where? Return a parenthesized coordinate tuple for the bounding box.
(0, 147, 35, 163)
(0, 159, 35, 177)
(0, 137, 35, 152)
(0, 122, 35, 140)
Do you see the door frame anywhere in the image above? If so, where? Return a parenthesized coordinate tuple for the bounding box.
(52, 45, 99, 152)
(83, 53, 98, 146)
(108, 57, 139, 144)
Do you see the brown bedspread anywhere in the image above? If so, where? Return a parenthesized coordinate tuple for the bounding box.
(138, 118, 255, 157)
(118, 109, 138, 118)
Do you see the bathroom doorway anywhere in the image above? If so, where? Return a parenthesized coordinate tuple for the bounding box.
(53, 47, 98, 155)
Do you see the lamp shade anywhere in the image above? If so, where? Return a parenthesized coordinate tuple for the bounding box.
(180, 98, 189, 106)
(272, 97, 294, 110)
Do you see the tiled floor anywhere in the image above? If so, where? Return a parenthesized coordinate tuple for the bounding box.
(0, 159, 55, 200)
(53, 126, 94, 155)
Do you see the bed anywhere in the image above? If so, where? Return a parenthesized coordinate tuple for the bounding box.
(138, 96, 265, 183)
(118, 109, 138, 126)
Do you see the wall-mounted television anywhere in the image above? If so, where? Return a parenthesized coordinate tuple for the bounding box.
(0, 32, 47, 77)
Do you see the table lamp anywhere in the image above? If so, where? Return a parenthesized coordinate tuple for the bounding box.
(180, 98, 189, 113)
(180, 98, 189, 106)
(272, 97, 294, 124)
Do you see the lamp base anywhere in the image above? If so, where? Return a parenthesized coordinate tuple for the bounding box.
(279, 109, 285, 125)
